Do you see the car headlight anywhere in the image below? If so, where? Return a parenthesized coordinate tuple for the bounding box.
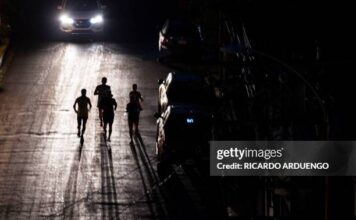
(59, 14, 74, 25)
(90, 15, 103, 24)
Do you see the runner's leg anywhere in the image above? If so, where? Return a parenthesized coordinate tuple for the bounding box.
(104, 122, 107, 135)
(135, 114, 140, 134)
(108, 122, 112, 141)
(99, 107, 103, 126)
(108, 114, 114, 141)
(77, 117, 81, 137)
(82, 117, 88, 136)
(128, 119, 133, 141)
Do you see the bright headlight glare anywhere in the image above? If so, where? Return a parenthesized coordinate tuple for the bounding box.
(90, 15, 103, 24)
(59, 14, 74, 24)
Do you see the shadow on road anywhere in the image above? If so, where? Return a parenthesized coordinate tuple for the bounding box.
(129, 140, 158, 218)
(133, 132, 205, 219)
(135, 133, 222, 219)
(99, 133, 120, 219)
(63, 143, 82, 219)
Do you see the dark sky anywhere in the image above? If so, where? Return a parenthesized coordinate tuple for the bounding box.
(3, 0, 355, 59)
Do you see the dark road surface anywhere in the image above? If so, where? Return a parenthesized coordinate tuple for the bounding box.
(0, 41, 211, 219)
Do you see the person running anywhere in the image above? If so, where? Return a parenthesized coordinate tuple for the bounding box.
(126, 95, 141, 143)
(94, 77, 111, 126)
(73, 89, 92, 137)
(100, 92, 117, 141)
(129, 84, 144, 110)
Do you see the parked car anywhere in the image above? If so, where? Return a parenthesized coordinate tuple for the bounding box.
(158, 72, 213, 113)
(158, 18, 202, 60)
(155, 72, 215, 163)
(57, 0, 106, 34)
(155, 105, 212, 163)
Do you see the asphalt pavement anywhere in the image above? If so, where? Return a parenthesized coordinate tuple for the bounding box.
(0, 40, 213, 219)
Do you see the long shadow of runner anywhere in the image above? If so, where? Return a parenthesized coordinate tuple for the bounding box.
(129, 141, 157, 218)
(99, 133, 120, 219)
(134, 133, 201, 219)
(63, 144, 83, 219)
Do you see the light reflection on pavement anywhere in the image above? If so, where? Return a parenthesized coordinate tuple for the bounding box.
(0, 42, 172, 219)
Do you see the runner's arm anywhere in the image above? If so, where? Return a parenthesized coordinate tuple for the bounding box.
(114, 100, 118, 110)
(73, 99, 78, 113)
(88, 98, 92, 110)
(94, 86, 99, 95)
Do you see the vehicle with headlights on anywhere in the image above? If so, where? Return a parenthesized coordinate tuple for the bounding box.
(57, 0, 105, 34)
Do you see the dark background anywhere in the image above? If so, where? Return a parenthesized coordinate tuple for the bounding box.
(1, 0, 356, 219)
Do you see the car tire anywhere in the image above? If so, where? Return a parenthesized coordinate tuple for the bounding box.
(157, 56, 167, 63)
(157, 157, 173, 180)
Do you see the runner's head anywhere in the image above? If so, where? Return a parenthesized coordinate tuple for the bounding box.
(81, 89, 87, 96)
(102, 77, 107, 85)
(132, 84, 137, 91)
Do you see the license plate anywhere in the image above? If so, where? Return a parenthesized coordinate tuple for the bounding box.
(186, 118, 194, 124)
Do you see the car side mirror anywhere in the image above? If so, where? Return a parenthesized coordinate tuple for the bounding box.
(158, 79, 164, 85)
(154, 112, 161, 119)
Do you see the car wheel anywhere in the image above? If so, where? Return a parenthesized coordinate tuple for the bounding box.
(157, 159, 173, 180)
(157, 56, 167, 63)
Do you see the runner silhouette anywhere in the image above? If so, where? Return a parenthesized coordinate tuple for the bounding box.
(94, 77, 111, 126)
(126, 95, 141, 143)
(73, 89, 92, 139)
(100, 91, 117, 142)
(129, 83, 144, 110)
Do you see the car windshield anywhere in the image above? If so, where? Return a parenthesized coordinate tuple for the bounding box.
(166, 82, 210, 105)
(66, 0, 98, 11)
